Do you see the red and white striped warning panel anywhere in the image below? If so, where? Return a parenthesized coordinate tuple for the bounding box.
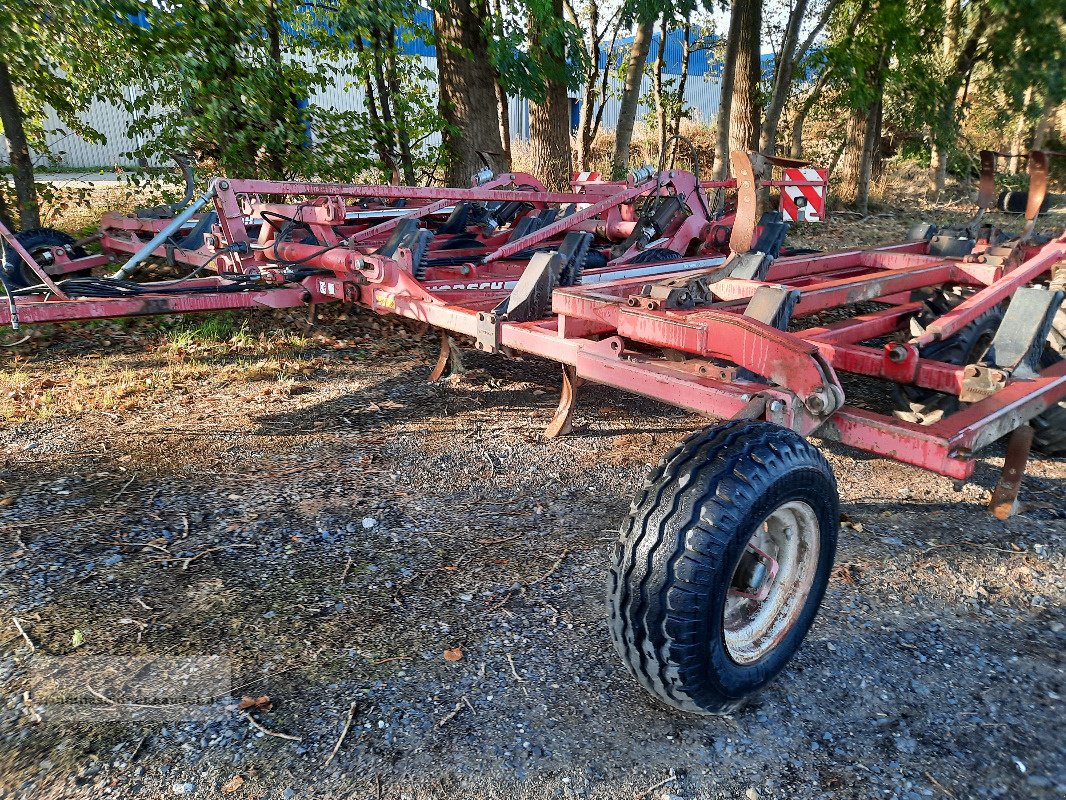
(779, 168, 827, 223)
(571, 171, 601, 184)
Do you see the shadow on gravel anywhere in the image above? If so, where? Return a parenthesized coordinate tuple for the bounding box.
(249, 358, 699, 441)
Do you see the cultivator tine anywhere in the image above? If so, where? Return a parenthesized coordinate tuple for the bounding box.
(728, 150, 758, 254)
(988, 424, 1034, 520)
(976, 150, 997, 211)
(428, 332, 464, 382)
(1023, 150, 1049, 239)
(544, 364, 583, 439)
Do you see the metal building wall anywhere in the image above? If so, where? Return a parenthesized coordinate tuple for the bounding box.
(2, 57, 722, 169)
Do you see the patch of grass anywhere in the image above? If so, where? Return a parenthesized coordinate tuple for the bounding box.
(163, 312, 245, 344)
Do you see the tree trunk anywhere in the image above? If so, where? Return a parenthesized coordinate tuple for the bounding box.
(669, 21, 692, 163)
(711, 0, 744, 179)
(928, 3, 988, 191)
(385, 35, 417, 184)
(527, 0, 572, 190)
(855, 94, 883, 214)
(0, 60, 40, 230)
(789, 66, 830, 158)
(264, 0, 289, 178)
(728, 0, 762, 157)
(839, 52, 886, 214)
(1033, 97, 1055, 150)
(611, 16, 654, 178)
(653, 14, 669, 164)
(495, 78, 512, 165)
(836, 108, 866, 207)
(928, 79, 958, 194)
(529, 92, 572, 190)
(371, 27, 402, 182)
(490, 0, 512, 164)
(435, 0, 509, 185)
(1008, 86, 1033, 174)
(759, 0, 808, 155)
(789, 0, 866, 159)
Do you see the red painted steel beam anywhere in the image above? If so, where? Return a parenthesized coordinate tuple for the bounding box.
(482, 179, 658, 263)
(49, 254, 111, 275)
(611, 306, 839, 403)
(346, 172, 515, 244)
(798, 303, 922, 343)
(220, 179, 601, 206)
(790, 262, 959, 316)
(813, 342, 965, 394)
(926, 357, 1066, 452)
(914, 238, 1066, 346)
(100, 233, 213, 267)
(0, 286, 311, 326)
(764, 242, 928, 283)
(816, 406, 974, 479)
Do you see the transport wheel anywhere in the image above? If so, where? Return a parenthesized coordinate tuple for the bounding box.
(1, 228, 89, 289)
(894, 287, 1003, 424)
(608, 420, 839, 715)
(1032, 299, 1066, 455)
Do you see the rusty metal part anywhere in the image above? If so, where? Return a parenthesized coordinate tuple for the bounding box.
(728, 151, 758, 254)
(988, 424, 1034, 520)
(1024, 150, 1049, 236)
(544, 364, 583, 439)
(977, 150, 997, 210)
(428, 332, 464, 382)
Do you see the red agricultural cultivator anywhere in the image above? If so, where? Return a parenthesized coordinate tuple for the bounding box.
(2, 150, 1063, 715)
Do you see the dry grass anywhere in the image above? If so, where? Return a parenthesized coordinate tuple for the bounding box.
(509, 119, 719, 177)
(0, 314, 335, 423)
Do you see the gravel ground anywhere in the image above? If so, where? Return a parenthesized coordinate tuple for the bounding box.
(1, 213, 1065, 800)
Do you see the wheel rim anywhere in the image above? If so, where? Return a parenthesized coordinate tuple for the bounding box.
(723, 500, 821, 665)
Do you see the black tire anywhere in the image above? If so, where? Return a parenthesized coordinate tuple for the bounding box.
(629, 247, 682, 264)
(1, 228, 89, 289)
(997, 190, 1050, 215)
(1032, 301, 1066, 455)
(608, 420, 839, 715)
(894, 287, 1003, 424)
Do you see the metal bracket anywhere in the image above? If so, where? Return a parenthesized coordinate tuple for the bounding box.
(985, 287, 1064, 379)
(630, 268, 727, 310)
(375, 218, 420, 258)
(475, 311, 501, 353)
(928, 234, 976, 258)
(744, 286, 800, 331)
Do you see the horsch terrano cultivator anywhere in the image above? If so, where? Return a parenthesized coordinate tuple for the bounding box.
(1, 150, 1063, 715)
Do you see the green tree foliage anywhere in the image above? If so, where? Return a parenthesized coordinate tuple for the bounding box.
(0, 1, 120, 226)
(108, 0, 443, 184)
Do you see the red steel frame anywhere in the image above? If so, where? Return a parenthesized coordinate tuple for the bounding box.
(35, 161, 824, 289)
(2, 154, 1063, 487)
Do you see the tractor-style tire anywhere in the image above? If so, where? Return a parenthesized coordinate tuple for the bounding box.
(1032, 301, 1066, 456)
(1, 228, 89, 289)
(608, 420, 839, 715)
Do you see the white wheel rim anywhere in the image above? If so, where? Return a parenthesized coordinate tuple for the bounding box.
(723, 500, 821, 665)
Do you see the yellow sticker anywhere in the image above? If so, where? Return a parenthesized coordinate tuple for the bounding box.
(374, 290, 396, 309)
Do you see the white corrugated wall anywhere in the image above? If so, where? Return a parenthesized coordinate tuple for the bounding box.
(1, 56, 722, 169)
